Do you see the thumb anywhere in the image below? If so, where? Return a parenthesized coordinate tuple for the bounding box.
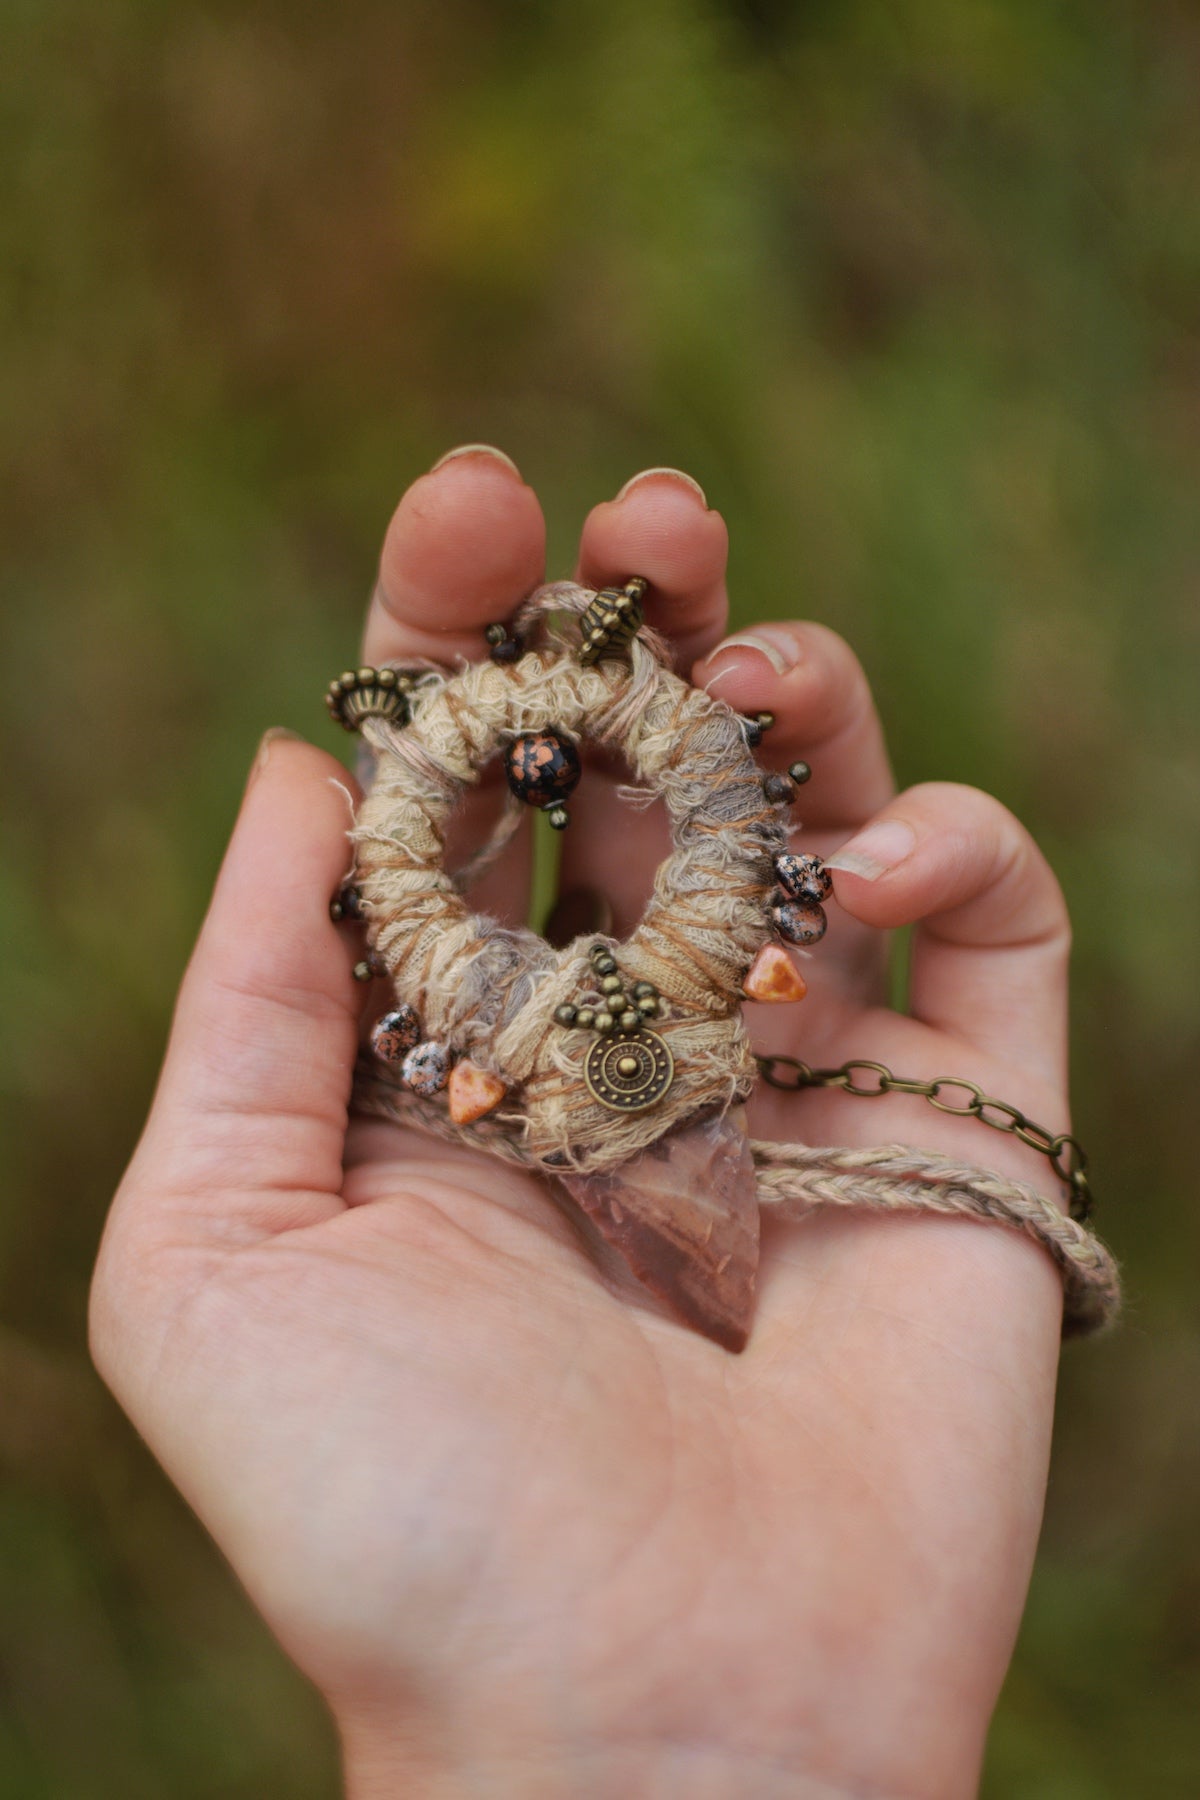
(108, 730, 363, 1254)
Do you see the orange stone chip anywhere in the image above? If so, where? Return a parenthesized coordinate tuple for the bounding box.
(742, 943, 807, 1004)
(448, 1059, 507, 1125)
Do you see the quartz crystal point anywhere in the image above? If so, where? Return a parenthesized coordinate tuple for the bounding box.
(560, 1110, 760, 1353)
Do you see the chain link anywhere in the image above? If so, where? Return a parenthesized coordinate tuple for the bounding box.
(755, 1054, 1093, 1223)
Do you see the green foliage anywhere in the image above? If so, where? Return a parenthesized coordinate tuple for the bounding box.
(2, 0, 1197, 1790)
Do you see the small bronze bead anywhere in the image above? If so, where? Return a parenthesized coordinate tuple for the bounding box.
(594, 1010, 616, 1034)
(340, 669, 358, 689)
(756, 710, 776, 731)
(545, 804, 569, 830)
(484, 623, 508, 646)
(763, 771, 797, 805)
(619, 1009, 640, 1033)
(632, 981, 656, 998)
(789, 760, 812, 786)
(554, 1003, 579, 1027)
(575, 1007, 596, 1030)
(377, 667, 397, 688)
(330, 883, 363, 923)
(636, 994, 659, 1017)
(358, 666, 376, 685)
(593, 954, 617, 976)
(617, 1054, 640, 1077)
(352, 959, 374, 983)
(600, 973, 623, 994)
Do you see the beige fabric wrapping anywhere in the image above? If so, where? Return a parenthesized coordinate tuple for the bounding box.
(350, 585, 787, 1174)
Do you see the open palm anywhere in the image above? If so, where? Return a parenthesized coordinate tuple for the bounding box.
(93, 454, 1072, 1800)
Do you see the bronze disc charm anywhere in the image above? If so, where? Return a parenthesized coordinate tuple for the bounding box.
(584, 1030, 674, 1113)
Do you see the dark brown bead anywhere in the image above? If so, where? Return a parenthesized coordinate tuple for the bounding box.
(774, 853, 832, 905)
(763, 771, 797, 805)
(772, 899, 827, 946)
(505, 730, 582, 808)
(490, 638, 522, 664)
(370, 1005, 422, 1063)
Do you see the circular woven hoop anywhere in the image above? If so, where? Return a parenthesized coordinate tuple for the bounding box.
(350, 586, 789, 1173)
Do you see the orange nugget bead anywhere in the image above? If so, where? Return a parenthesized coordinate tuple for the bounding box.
(742, 944, 807, 1004)
(448, 1059, 507, 1125)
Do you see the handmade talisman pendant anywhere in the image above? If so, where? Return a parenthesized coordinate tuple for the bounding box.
(333, 579, 828, 1352)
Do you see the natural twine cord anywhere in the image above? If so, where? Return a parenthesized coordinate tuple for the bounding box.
(347, 580, 1120, 1336)
(752, 1141, 1119, 1334)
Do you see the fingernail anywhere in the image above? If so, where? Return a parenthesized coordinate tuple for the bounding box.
(251, 726, 302, 783)
(430, 443, 522, 477)
(826, 819, 916, 880)
(614, 467, 708, 508)
(702, 627, 803, 693)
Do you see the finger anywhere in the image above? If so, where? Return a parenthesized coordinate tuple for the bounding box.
(102, 733, 363, 1259)
(693, 621, 895, 832)
(574, 469, 729, 670)
(828, 782, 1071, 1084)
(363, 446, 546, 923)
(561, 471, 728, 934)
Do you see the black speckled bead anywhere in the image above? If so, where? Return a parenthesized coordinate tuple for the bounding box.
(505, 731, 582, 808)
(771, 899, 827, 947)
(401, 1040, 454, 1097)
(369, 1005, 422, 1063)
(774, 852, 833, 906)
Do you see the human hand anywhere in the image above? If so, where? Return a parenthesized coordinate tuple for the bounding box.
(92, 452, 1072, 1799)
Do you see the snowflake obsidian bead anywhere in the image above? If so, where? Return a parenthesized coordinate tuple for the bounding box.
(504, 729, 582, 826)
(400, 1040, 454, 1097)
(771, 899, 827, 947)
(774, 852, 832, 906)
(369, 1005, 422, 1063)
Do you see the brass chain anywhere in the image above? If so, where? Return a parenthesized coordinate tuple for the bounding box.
(755, 1055, 1093, 1224)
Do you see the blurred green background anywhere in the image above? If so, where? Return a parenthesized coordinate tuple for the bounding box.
(2, 0, 1198, 1793)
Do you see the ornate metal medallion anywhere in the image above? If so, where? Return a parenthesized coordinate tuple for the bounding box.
(583, 1030, 674, 1113)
